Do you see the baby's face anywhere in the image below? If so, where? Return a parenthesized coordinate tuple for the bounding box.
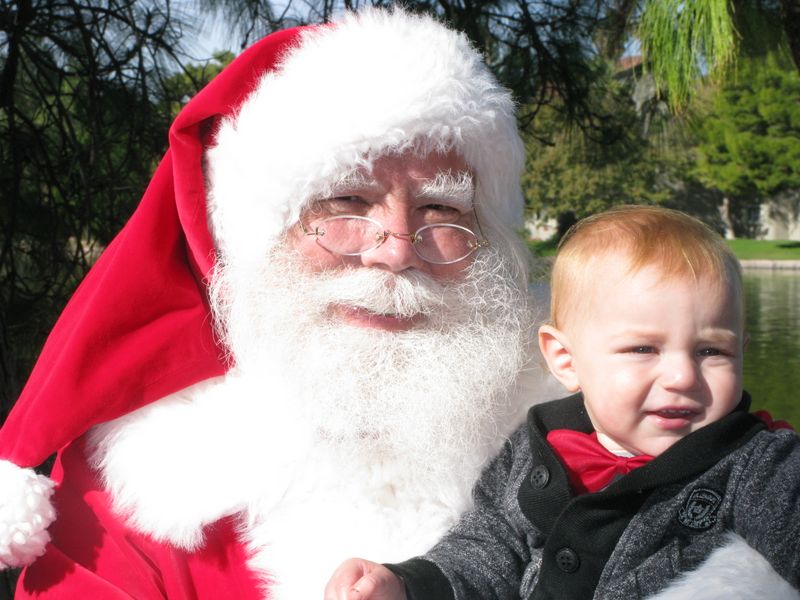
(564, 262, 744, 457)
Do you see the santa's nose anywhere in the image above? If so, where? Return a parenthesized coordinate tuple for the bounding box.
(359, 212, 425, 273)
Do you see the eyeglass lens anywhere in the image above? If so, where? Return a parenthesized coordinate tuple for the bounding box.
(313, 216, 480, 264)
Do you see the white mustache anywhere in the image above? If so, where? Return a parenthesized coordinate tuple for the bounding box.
(309, 268, 449, 319)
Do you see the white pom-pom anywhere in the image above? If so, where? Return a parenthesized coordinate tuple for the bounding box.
(0, 460, 56, 569)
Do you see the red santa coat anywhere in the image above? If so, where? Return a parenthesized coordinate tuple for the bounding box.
(17, 437, 264, 599)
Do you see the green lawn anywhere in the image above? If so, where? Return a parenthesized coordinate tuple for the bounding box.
(528, 239, 558, 257)
(528, 238, 800, 261)
(725, 239, 800, 260)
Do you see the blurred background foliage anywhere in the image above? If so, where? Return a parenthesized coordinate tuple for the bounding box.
(2, 0, 799, 439)
(3, 0, 799, 440)
(1, 4, 799, 593)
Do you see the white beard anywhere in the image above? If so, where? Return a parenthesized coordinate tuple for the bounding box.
(204, 245, 542, 598)
(210, 245, 538, 483)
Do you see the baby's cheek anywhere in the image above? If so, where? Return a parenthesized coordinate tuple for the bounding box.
(611, 370, 649, 398)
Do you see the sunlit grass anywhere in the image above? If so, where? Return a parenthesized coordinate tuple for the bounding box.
(528, 238, 800, 261)
(726, 239, 800, 261)
(527, 239, 558, 257)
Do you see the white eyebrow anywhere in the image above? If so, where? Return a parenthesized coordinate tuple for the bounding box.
(327, 170, 380, 196)
(418, 170, 475, 209)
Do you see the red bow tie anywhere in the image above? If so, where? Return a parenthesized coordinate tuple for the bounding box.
(546, 429, 652, 494)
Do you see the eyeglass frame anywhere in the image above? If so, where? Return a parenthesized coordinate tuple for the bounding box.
(298, 210, 491, 265)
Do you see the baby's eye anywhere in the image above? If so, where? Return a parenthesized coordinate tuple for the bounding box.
(697, 347, 724, 357)
(629, 346, 655, 354)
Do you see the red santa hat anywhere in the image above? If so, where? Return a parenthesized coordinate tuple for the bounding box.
(0, 8, 524, 568)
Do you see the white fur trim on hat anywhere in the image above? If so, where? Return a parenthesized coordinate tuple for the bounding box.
(0, 460, 56, 569)
(206, 7, 525, 267)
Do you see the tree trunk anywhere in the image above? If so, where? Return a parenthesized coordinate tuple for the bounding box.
(780, 0, 800, 72)
(720, 197, 736, 239)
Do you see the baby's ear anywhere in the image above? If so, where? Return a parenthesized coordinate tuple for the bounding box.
(538, 325, 580, 392)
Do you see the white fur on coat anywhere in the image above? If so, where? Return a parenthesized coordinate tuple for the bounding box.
(89, 354, 556, 598)
(647, 532, 800, 600)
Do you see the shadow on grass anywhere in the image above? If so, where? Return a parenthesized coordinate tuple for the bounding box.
(528, 238, 559, 257)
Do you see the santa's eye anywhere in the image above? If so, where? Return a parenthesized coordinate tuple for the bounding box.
(424, 203, 457, 212)
(310, 196, 369, 217)
(418, 203, 463, 223)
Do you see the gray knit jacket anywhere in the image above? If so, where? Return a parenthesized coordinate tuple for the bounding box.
(388, 394, 800, 599)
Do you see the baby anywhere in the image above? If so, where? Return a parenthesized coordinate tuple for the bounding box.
(325, 205, 800, 599)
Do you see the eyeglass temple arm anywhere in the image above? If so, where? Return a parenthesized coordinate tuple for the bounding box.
(471, 204, 490, 248)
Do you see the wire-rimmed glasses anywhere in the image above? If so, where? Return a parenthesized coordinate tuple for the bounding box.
(300, 215, 490, 265)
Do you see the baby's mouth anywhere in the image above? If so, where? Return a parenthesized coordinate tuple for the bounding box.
(654, 408, 696, 418)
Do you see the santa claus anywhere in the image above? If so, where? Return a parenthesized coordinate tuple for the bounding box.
(0, 7, 793, 600)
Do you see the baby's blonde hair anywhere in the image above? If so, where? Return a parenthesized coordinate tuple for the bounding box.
(550, 205, 743, 329)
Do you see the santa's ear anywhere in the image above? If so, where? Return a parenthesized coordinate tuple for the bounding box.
(538, 325, 580, 392)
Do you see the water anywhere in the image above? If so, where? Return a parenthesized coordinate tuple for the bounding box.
(743, 269, 800, 429)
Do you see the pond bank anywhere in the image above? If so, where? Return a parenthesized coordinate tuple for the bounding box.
(740, 260, 800, 269)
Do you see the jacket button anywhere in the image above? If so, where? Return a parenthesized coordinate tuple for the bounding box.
(555, 547, 580, 573)
(530, 465, 550, 488)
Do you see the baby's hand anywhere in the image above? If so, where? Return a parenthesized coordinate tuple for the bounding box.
(325, 558, 406, 600)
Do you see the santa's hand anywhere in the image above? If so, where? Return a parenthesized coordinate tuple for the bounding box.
(325, 558, 406, 600)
